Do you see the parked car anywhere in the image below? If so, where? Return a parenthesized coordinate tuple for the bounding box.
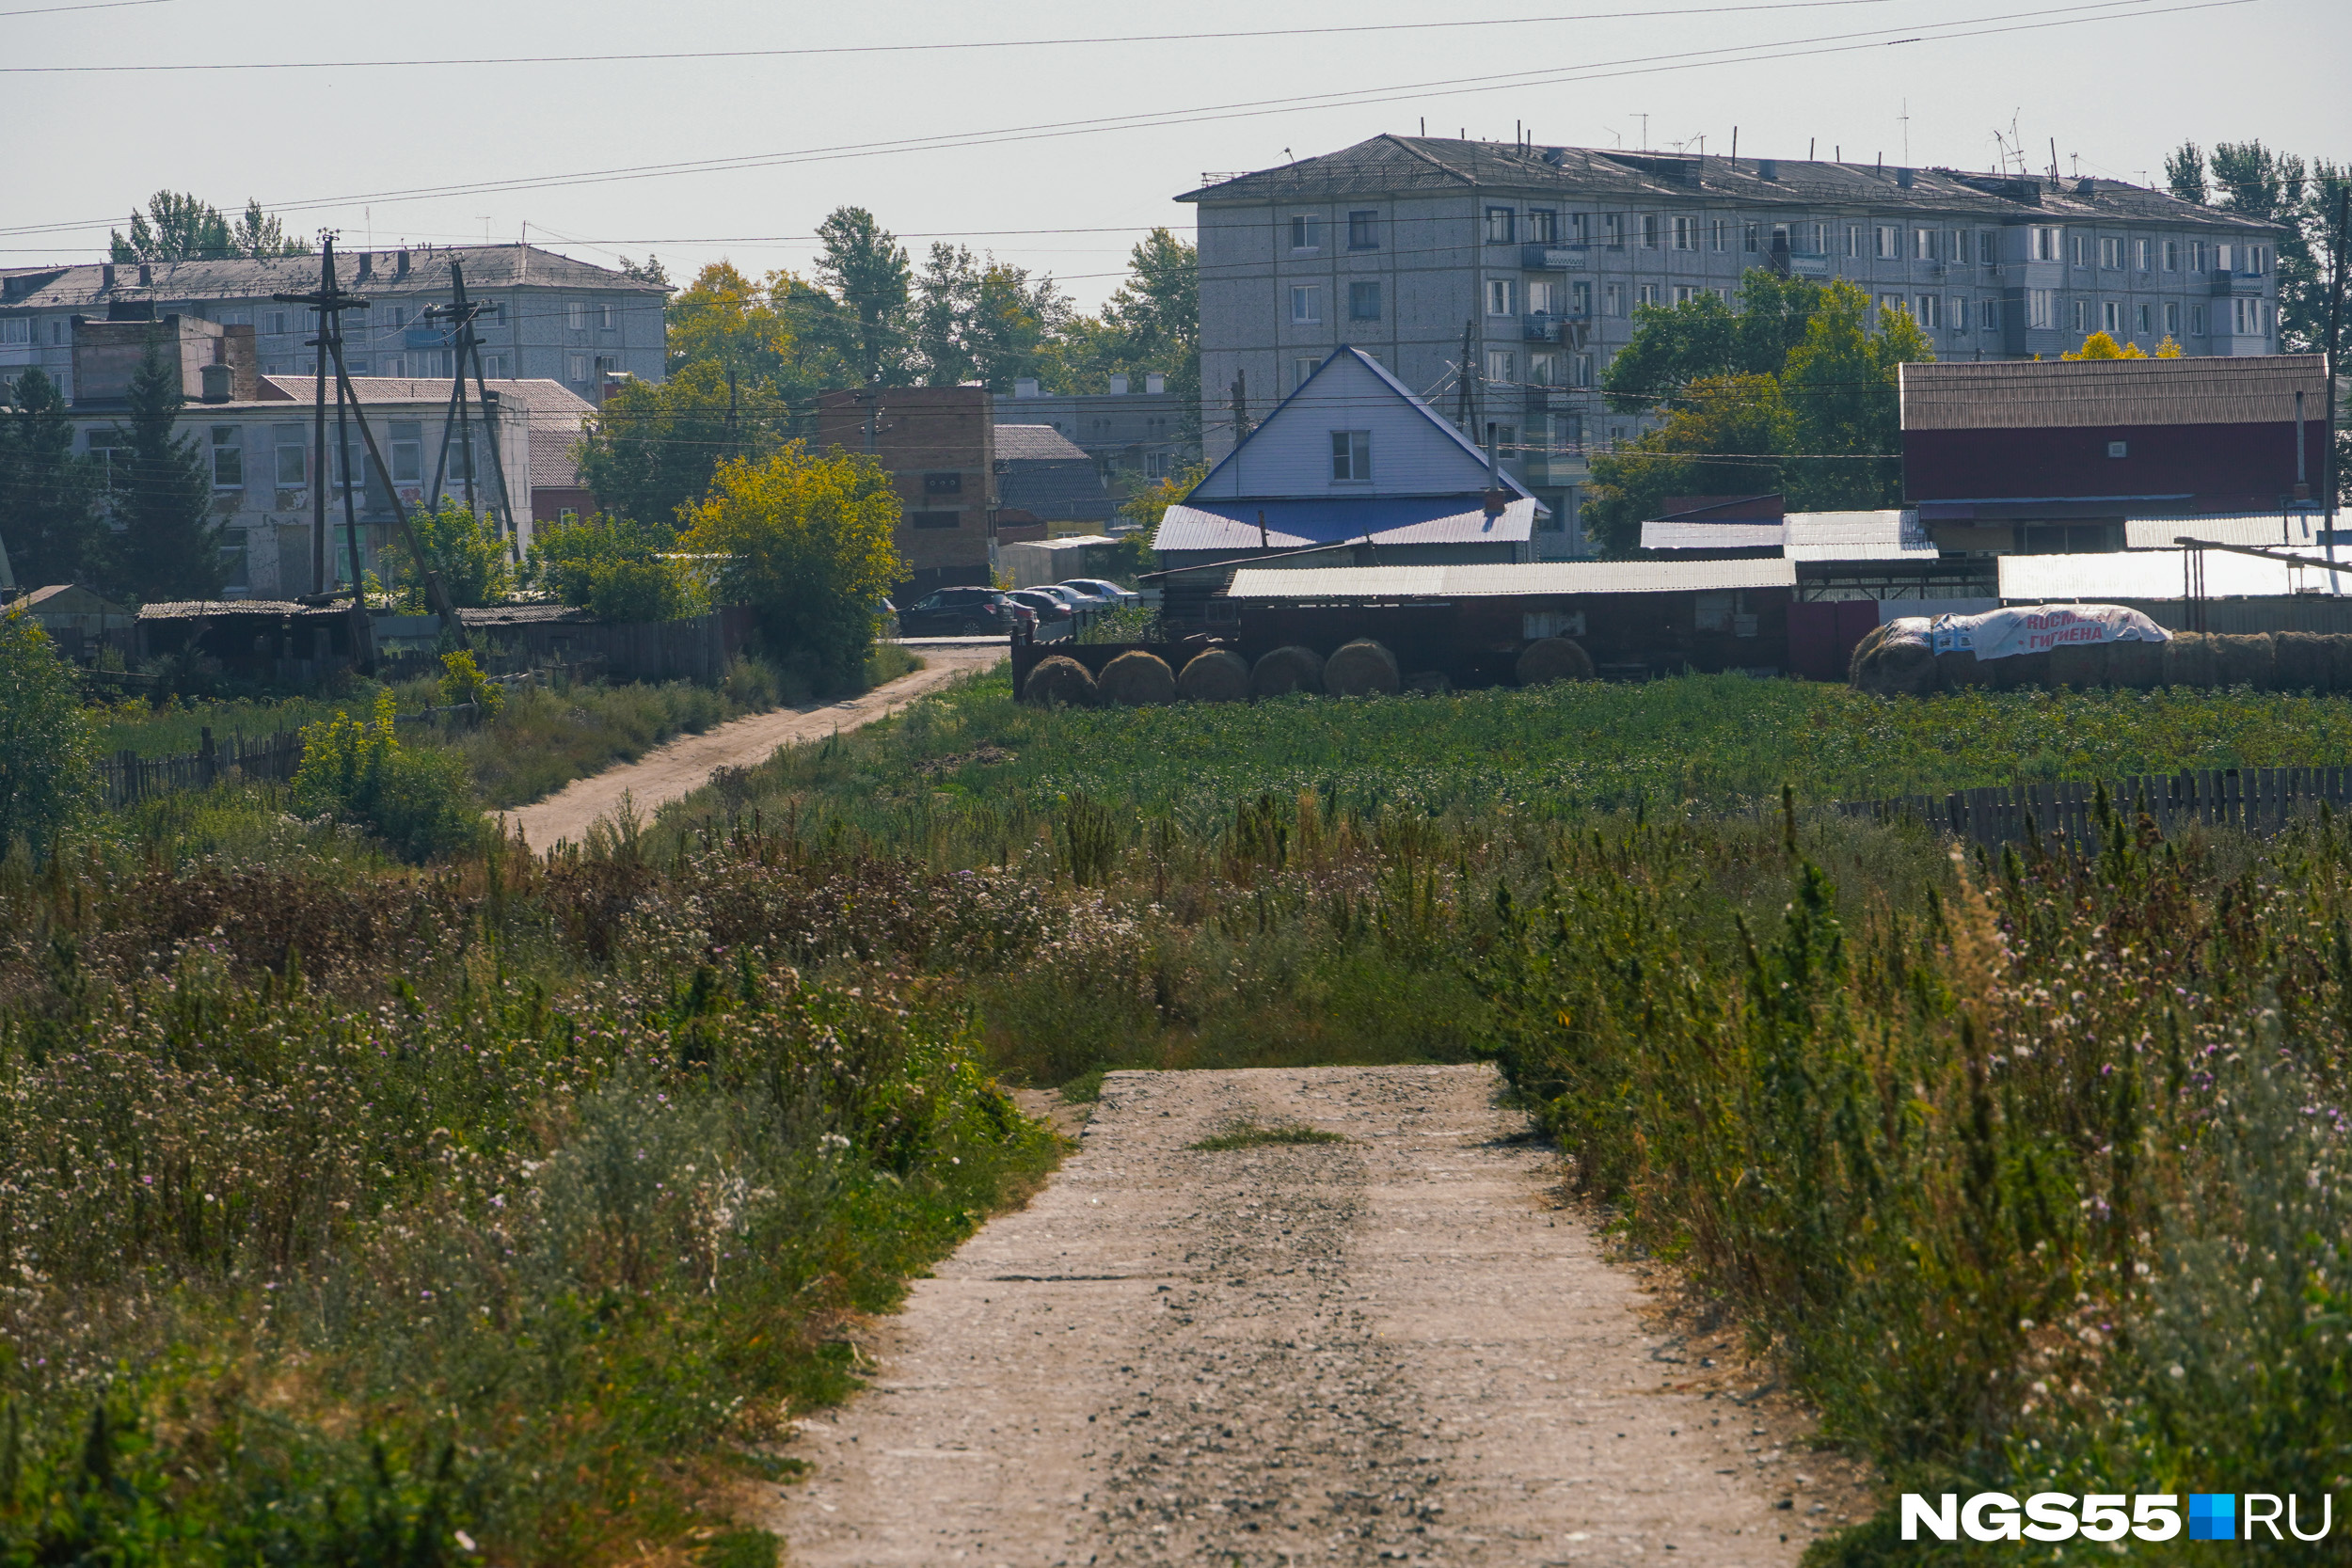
(895, 586, 1033, 637)
(1058, 578, 1140, 609)
(1005, 589, 1075, 638)
(1031, 584, 1106, 615)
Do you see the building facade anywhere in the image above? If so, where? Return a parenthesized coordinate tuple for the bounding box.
(816, 386, 997, 595)
(1180, 136, 2290, 557)
(0, 244, 665, 405)
(996, 374, 1194, 481)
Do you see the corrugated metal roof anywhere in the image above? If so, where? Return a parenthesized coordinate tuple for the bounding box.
(1641, 510, 1931, 561)
(1998, 548, 2344, 601)
(1157, 496, 1536, 552)
(1900, 356, 2328, 432)
(2122, 513, 2331, 549)
(0, 245, 658, 312)
(1642, 520, 1786, 550)
(993, 423, 1092, 462)
(1226, 559, 1796, 599)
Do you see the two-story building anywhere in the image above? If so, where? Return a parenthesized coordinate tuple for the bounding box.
(995, 373, 1196, 483)
(1181, 136, 2290, 557)
(816, 386, 997, 596)
(0, 243, 665, 405)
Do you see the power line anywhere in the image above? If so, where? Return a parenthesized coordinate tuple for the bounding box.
(0, 0, 2222, 243)
(0, 0, 194, 16)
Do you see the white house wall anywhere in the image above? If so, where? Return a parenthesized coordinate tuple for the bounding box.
(1190, 350, 1503, 500)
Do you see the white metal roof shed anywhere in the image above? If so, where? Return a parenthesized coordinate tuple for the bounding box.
(2122, 514, 2332, 550)
(1998, 548, 2342, 602)
(1226, 559, 1797, 599)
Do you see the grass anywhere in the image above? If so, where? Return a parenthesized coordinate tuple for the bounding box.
(1187, 1120, 1348, 1151)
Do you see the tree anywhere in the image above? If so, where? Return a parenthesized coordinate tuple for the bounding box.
(618, 255, 673, 289)
(667, 261, 792, 387)
(2164, 142, 2207, 205)
(1056, 229, 1203, 429)
(2061, 330, 2146, 360)
(0, 368, 106, 587)
(105, 333, 221, 602)
(1603, 271, 1825, 414)
(1582, 375, 1792, 551)
(0, 608, 97, 863)
(524, 514, 707, 622)
(910, 246, 1073, 391)
(678, 444, 904, 686)
(109, 192, 308, 262)
(814, 207, 913, 386)
(575, 358, 791, 527)
(388, 501, 512, 609)
(227, 199, 310, 259)
(1779, 283, 1932, 511)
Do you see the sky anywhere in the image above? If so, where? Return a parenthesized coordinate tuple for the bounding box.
(6, 0, 2344, 312)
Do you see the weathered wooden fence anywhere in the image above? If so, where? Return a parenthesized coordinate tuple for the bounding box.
(103, 729, 305, 808)
(1832, 767, 2352, 852)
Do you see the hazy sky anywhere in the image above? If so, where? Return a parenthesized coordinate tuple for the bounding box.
(7, 0, 2344, 309)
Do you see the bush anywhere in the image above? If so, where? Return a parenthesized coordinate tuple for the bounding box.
(524, 513, 707, 623)
(291, 690, 480, 861)
(0, 608, 96, 861)
(391, 500, 514, 609)
(436, 648, 503, 716)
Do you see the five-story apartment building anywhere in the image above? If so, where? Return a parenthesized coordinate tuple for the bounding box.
(1181, 136, 2288, 555)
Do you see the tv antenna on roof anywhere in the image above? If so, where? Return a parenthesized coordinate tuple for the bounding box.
(1630, 112, 1650, 149)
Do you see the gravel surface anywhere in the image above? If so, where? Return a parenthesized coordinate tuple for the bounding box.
(501, 648, 1003, 850)
(773, 1065, 1828, 1566)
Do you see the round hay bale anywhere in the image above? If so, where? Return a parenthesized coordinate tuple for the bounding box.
(2275, 630, 2331, 692)
(2106, 637, 2166, 690)
(1325, 638, 1401, 697)
(1250, 644, 1325, 697)
(1406, 670, 1454, 695)
(1935, 649, 1988, 689)
(1175, 647, 1250, 703)
(1846, 622, 1896, 685)
(1867, 638, 1941, 696)
(1021, 654, 1098, 706)
(1097, 649, 1176, 705)
(1991, 650, 2052, 691)
(2325, 634, 2352, 694)
(1517, 637, 1596, 686)
(2211, 632, 2276, 690)
(2163, 631, 2217, 689)
(2047, 641, 2110, 689)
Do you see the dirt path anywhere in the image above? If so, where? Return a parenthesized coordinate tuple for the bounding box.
(774, 1065, 1840, 1567)
(502, 645, 1003, 849)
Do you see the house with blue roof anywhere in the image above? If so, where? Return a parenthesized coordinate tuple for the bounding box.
(1152, 346, 1544, 577)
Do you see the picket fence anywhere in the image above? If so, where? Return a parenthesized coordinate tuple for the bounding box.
(103, 729, 306, 809)
(1832, 767, 2352, 852)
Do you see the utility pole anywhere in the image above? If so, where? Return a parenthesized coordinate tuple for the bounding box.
(1454, 321, 1476, 434)
(276, 237, 361, 608)
(424, 260, 518, 552)
(2326, 185, 2347, 583)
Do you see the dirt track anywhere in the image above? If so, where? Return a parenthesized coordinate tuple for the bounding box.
(502, 646, 1003, 849)
(774, 1065, 1842, 1567)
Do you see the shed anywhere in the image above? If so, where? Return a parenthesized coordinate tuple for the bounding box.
(16, 584, 133, 660)
(999, 534, 1125, 589)
(137, 599, 364, 679)
(992, 424, 1116, 533)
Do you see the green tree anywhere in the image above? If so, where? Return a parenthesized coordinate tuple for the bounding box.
(389, 501, 512, 609)
(1582, 374, 1792, 552)
(1779, 282, 1932, 510)
(1603, 270, 1824, 413)
(814, 207, 913, 386)
(0, 608, 97, 863)
(524, 514, 707, 622)
(0, 368, 106, 587)
(576, 358, 790, 527)
(227, 199, 310, 259)
(2164, 142, 2208, 205)
(1055, 230, 1202, 430)
(105, 333, 221, 602)
(108, 192, 309, 262)
(679, 444, 903, 686)
(667, 261, 793, 388)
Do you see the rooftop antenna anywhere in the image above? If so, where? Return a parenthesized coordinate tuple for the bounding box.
(2050, 136, 2060, 182)
(2072, 151, 2080, 179)
(477, 215, 493, 244)
(1631, 111, 1650, 150)
(1899, 99, 1909, 164)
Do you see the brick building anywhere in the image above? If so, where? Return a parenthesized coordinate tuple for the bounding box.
(816, 387, 996, 595)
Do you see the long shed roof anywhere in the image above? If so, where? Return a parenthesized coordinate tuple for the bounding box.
(1226, 559, 1796, 599)
(1900, 356, 2328, 432)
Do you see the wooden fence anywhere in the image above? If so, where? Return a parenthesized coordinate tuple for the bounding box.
(103, 729, 304, 809)
(1832, 767, 2352, 852)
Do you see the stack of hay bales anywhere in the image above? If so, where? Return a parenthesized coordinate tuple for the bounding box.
(2210, 632, 2276, 689)
(2275, 631, 2330, 691)
(1517, 637, 1595, 685)
(1250, 645, 1325, 697)
(2106, 638, 2166, 689)
(1176, 648, 1251, 702)
(1097, 649, 1176, 705)
(2162, 632, 2218, 689)
(1850, 618, 1939, 696)
(1022, 655, 1098, 706)
(1324, 638, 1401, 696)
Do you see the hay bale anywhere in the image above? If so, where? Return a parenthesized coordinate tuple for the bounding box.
(1250, 644, 1325, 697)
(2325, 635, 2352, 693)
(2163, 631, 2217, 689)
(1866, 638, 1940, 696)
(1991, 650, 2052, 691)
(1517, 637, 1596, 685)
(1175, 648, 1250, 703)
(1021, 654, 1097, 706)
(2106, 637, 2167, 690)
(1936, 648, 1988, 689)
(2275, 630, 2331, 692)
(1325, 639, 1401, 697)
(1846, 622, 1896, 685)
(1097, 649, 1176, 705)
(2211, 632, 2276, 690)
(2047, 641, 2110, 689)
(1406, 670, 1454, 694)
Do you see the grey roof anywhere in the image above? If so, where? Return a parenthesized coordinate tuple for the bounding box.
(456, 603, 596, 626)
(1226, 559, 1796, 599)
(138, 598, 336, 619)
(1999, 548, 2336, 601)
(993, 424, 1114, 522)
(1900, 355, 2328, 431)
(0, 244, 662, 312)
(993, 423, 1091, 462)
(2123, 513, 2330, 549)
(1180, 135, 2285, 235)
(1159, 496, 1536, 552)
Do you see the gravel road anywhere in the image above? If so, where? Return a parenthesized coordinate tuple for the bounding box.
(501, 646, 1003, 850)
(774, 1064, 1827, 1567)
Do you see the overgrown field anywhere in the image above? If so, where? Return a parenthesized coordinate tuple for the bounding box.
(12, 667, 2352, 1562)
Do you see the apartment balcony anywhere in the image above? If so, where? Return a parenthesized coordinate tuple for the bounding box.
(1521, 311, 1591, 345)
(1520, 243, 1591, 271)
(1523, 384, 1579, 414)
(1518, 450, 1590, 488)
(1788, 252, 1833, 277)
(2207, 268, 2266, 296)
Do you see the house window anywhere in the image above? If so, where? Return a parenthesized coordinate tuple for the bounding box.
(2072, 298, 2088, 333)
(2134, 238, 2151, 271)
(909, 510, 960, 530)
(1293, 356, 1319, 390)
(2165, 300, 2181, 335)
(1486, 348, 1516, 383)
(1982, 298, 2001, 331)
(2249, 245, 2268, 274)
(1639, 214, 1660, 249)
(1874, 225, 1899, 259)
(1671, 214, 1697, 251)
(1846, 224, 1863, 257)
(1672, 284, 1697, 306)
(1529, 350, 1560, 385)
(2136, 302, 2152, 335)
(1486, 277, 1515, 316)
(2027, 290, 2056, 330)
(568, 354, 588, 382)
(1485, 420, 1517, 456)
(594, 354, 619, 378)
(567, 300, 587, 330)
(1289, 214, 1323, 251)
(389, 421, 421, 484)
(0, 319, 26, 346)
(2030, 226, 2061, 261)
(1601, 214, 1624, 249)
(2100, 236, 2122, 269)
(1567, 213, 1590, 244)
(2234, 297, 2260, 335)
(273, 425, 307, 485)
(2103, 300, 2122, 335)
(209, 426, 242, 489)
(1348, 280, 1382, 321)
(923, 471, 963, 495)
(1950, 296, 1967, 330)
(2072, 233, 2087, 266)
(1290, 284, 1322, 324)
(1573, 353, 1593, 387)
(1978, 231, 1995, 264)
(1710, 217, 1727, 252)
(599, 303, 617, 330)
(1913, 228, 1935, 261)
(264, 309, 289, 336)
(1527, 279, 1560, 316)
(1743, 221, 1762, 253)
(1879, 293, 1907, 317)
(2163, 240, 2180, 271)
(1915, 294, 1940, 328)
(2190, 304, 2207, 335)
(1947, 229, 1963, 261)
(1526, 209, 1558, 245)
(1329, 429, 1371, 482)
(1569, 280, 1591, 314)
(1347, 210, 1380, 248)
(1603, 282, 1625, 317)
(51, 319, 67, 345)
(1485, 207, 1516, 244)
(380, 354, 405, 377)
(1636, 282, 1660, 308)
(483, 354, 506, 378)
(2191, 241, 2209, 272)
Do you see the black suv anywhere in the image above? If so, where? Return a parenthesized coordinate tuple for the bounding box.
(895, 586, 1033, 636)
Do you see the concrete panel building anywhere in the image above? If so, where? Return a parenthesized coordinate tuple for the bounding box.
(1180, 136, 2290, 557)
(995, 373, 1195, 480)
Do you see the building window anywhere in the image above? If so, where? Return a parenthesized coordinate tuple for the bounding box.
(2029, 226, 2060, 262)
(0, 319, 25, 346)
(1569, 280, 1591, 314)
(1743, 221, 1762, 254)
(389, 421, 421, 484)
(1485, 420, 1517, 456)
(1639, 214, 1660, 248)
(1913, 228, 1935, 261)
(1573, 352, 1593, 387)
(594, 354, 619, 378)
(2071, 298, 2088, 332)
(2165, 300, 2181, 335)
(1672, 284, 1697, 305)
(2234, 297, 2259, 335)
(1293, 356, 1319, 390)
(1291, 284, 1322, 324)
(1529, 350, 1560, 385)
(1348, 280, 1382, 321)
(264, 309, 289, 336)
(2133, 238, 2151, 271)
(1601, 214, 1623, 249)
(2100, 236, 2122, 270)
(1347, 210, 1380, 248)
(568, 354, 588, 382)
(924, 471, 963, 495)
(909, 510, 960, 530)
(2103, 300, 2122, 335)
(1636, 282, 1660, 308)
(2191, 241, 2209, 272)
(1915, 294, 1941, 328)
(1485, 207, 1516, 244)
(2249, 245, 2268, 274)
(567, 300, 587, 330)
(1566, 212, 1590, 245)
(1603, 282, 1625, 317)
(1486, 278, 1515, 316)
(2027, 290, 2056, 330)
(484, 354, 506, 378)
(1949, 296, 1967, 330)
(209, 426, 242, 489)
(1710, 217, 1727, 252)
(1329, 429, 1371, 482)
(1289, 214, 1323, 251)
(1981, 297, 2001, 332)
(1878, 293, 1906, 317)
(2190, 304, 2207, 335)
(272, 425, 307, 486)
(599, 303, 617, 330)
(1527, 279, 1560, 316)
(2162, 239, 2180, 271)
(1671, 214, 1697, 251)
(1486, 348, 1516, 383)
(1873, 225, 1899, 260)
(1526, 209, 1558, 245)
(51, 319, 67, 345)
(2136, 302, 2152, 336)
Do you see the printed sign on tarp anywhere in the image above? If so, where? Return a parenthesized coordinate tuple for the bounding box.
(1930, 604, 2170, 662)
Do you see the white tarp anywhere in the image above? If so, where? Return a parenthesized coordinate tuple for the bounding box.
(1930, 603, 2170, 661)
